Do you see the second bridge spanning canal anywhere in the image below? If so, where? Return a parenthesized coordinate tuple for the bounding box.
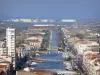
(31, 57, 63, 62)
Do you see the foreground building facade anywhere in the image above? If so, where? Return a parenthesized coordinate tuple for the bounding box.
(83, 50, 100, 75)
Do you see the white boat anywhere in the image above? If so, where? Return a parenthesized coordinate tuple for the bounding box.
(24, 67, 31, 72)
(58, 51, 60, 54)
(63, 62, 73, 70)
(31, 62, 38, 65)
(30, 67, 35, 70)
(65, 66, 72, 70)
(62, 53, 69, 58)
(48, 52, 50, 54)
(36, 53, 40, 56)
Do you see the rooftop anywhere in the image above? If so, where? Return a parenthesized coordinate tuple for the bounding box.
(0, 65, 7, 69)
(26, 39, 40, 42)
(17, 69, 54, 75)
(84, 50, 100, 71)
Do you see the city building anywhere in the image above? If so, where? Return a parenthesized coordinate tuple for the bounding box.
(25, 36, 43, 48)
(28, 26, 48, 32)
(61, 19, 76, 22)
(83, 50, 100, 75)
(11, 19, 19, 22)
(74, 40, 99, 55)
(0, 55, 12, 75)
(16, 68, 56, 75)
(6, 27, 16, 68)
(0, 54, 12, 63)
(19, 19, 32, 23)
(40, 19, 48, 22)
(0, 41, 7, 55)
(18, 46, 35, 58)
(54, 70, 77, 75)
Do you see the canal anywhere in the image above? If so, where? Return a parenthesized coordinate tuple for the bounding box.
(32, 30, 65, 70)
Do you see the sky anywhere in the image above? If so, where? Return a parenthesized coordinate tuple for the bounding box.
(0, 0, 100, 20)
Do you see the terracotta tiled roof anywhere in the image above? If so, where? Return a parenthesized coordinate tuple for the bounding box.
(0, 65, 7, 69)
(1, 54, 8, 56)
(0, 54, 11, 57)
(18, 69, 54, 75)
(84, 50, 100, 60)
(86, 54, 96, 60)
(94, 58, 100, 62)
(27, 39, 40, 42)
(79, 41, 88, 44)
(96, 69, 100, 71)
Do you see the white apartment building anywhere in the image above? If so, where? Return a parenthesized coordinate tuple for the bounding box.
(74, 41, 99, 55)
(6, 27, 16, 68)
(83, 51, 100, 75)
(25, 36, 43, 48)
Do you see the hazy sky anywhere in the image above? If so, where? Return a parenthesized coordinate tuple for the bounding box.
(0, 0, 100, 20)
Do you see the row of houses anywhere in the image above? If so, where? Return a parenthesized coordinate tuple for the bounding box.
(83, 50, 100, 75)
(62, 27, 100, 75)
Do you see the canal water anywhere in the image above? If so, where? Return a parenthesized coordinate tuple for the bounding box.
(32, 30, 65, 70)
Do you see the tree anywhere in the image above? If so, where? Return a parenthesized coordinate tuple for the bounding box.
(76, 33, 84, 39)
